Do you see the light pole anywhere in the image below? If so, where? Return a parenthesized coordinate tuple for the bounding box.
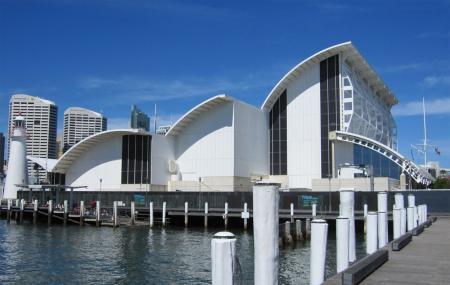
(328, 174, 332, 213)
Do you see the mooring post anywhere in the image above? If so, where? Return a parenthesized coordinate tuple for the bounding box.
(80, 200, 85, 226)
(283, 221, 293, 244)
(242, 203, 249, 230)
(224, 202, 229, 228)
(310, 219, 328, 285)
(130, 201, 136, 225)
(417, 205, 422, 225)
(7, 199, 12, 224)
(48, 200, 53, 226)
(295, 219, 304, 240)
(336, 216, 349, 273)
(305, 218, 311, 239)
(149, 202, 154, 227)
(378, 211, 387, 248)
(211, 232, 237, 285)
(63, 200, 68, 226)
(395, 193, 404, 209)
(33, 199, 38, 224)
(400, 208, 406, 235)
(204, 202, 209, 228)
(162, 202, 166, 227)
(407, 194, 415, 208)
(184, 202, 188, 227)
(312, 203, 317, 217)
(290, 203, 294, 223)
(113, 201, 118, 228)
(340, 189, 356, 262)
(363, 203, 368, 235)
(19, 199, 24, 224)
(253, 184, 279, 285)
(377, 191, 388, 245)
(407, 206, 414, 231)
(393, 207, 402, 239)
(96, 200, 100, 227)
(413, 206, 418, 228)
(366, 212, 378, 254)
(14, 199, 19, 220)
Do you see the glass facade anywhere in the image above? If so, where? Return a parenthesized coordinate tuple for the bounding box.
(269, 90, 287, 175)
(48, 172, 66, 185)
(130, 105, 150, 132)
(320, 54, 340, 178)
(121, 135, 152, 184)
(353, 145, 401, 179)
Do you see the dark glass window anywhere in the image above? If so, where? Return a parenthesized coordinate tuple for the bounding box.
(353, 145, 401, 179)
(320, 54, 340, 178)
(121, 135, 152, 184)
(269, 90, 287, 175)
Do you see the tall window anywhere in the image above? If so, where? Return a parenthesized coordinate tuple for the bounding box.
(121, 135, 152, 184)
(270, 90, 287, 175)
(320, 54, 340, 178)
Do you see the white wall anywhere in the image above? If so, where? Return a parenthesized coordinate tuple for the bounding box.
(151, 134, 174, 185)
(66, 136, 122, 190)
(175, 102, 234, 181)
(286, 63, 322, 189)
(233, 100, 269, 178)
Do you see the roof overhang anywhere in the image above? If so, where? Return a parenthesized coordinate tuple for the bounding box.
(261, 42, 398, 112)
(165, 94, 234, 137)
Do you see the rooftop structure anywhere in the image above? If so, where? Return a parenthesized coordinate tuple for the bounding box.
(130, 105, 150, 131)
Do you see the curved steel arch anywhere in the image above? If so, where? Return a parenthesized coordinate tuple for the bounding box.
(329, 131, 434, 185)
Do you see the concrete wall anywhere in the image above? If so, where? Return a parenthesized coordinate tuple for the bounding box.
(285, 63, 322, 189)
(312, 177, 400, 192)
(66, 135, 122, 191)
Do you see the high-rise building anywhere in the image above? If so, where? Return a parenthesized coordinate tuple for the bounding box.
(130, 105, 150, 131)
(8, 94, 58, 183)
(0, 132, 4, 176)
(63, 107, 107, 153)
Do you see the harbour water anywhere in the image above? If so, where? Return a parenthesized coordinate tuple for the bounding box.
(0, 221, 367, 284)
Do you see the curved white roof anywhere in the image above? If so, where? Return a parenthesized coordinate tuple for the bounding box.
(261, 42, 398, 112)
(64, 107, 103, 117)
(52, 129, 146, 173)
(165, 94, 234, 137)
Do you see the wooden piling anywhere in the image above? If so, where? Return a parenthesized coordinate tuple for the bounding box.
(243, 203, 249, 230)
(33, 200, 38, 224)
(48, 200, 53, 226)
(224, 202, 229, 228)
(149, 202, 154, 227)
(284, 221, 293, 244)
(63, 200, 68, 226)
(130, 201, 136, 225)
(306, 218, 311, 239)
(19, 199, 24, 224)
(7, 200, 11, 224)
(204, 202, 208, 228)
(96, 200, 100, 227)
(113, 201, 118, 228)
(162, 202, 167, 227)
(184, 202, 188, 227)
(295, 219, 304, 240)
(80, 200, 85, 226)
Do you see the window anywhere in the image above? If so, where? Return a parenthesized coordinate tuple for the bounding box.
(344, 102, 353, 110)
(269, 90, 287, 175)
(121, 135, 152, 184)
(344, 90, 352, 98)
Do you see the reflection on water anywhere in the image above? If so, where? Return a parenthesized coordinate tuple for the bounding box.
(0, 221, 366, 284)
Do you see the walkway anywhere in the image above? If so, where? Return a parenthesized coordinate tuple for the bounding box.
(361, 217, 450, 284)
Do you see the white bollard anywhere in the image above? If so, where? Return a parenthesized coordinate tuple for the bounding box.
(184, 202, 189, 227)
(80, 200, 85, 216)
(113, 201, 118, 227)
(48, 200, 53, 214)
(400, 208, 406, 235)
(253, 185, 279, 285)
(149, 202, 154, 227)
(20, 199, 24, 211)
(424, 204, 428, 222)
(340, 189, 356, 262)
(224, 202, 229, 228)
(366, 212, 378, 254)
(243, 203, 248, 230)
(34, 199, 38, 212)
(408, 194, 415, 207)
(64, 200, 68, 214)
(290, 203, 294, 222)
(413, 206, 418, 227)
(204, 202, 209, 228)
(363, 204, 368, 217)
(96, 200, 100, 225)
(131, 201, 136, 225)
(310, 219, 328, 285)
(407, 207, 414, 231)
(312, 203, 317, 217)
(162, 202, 166, 227)
(378, 212, 387, 248)
(393, 207, 402, 239)
(394, 193, 404, 209)
(377, 192, 388, 243)
(336, 217, 349, 273)
(211, 232, 237, 285)
(417, 205, 423, 224)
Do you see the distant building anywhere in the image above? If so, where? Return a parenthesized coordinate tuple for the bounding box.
(130, 105, 150, 131)
(156, 125, 171, 135)
(0, 132, 4, 176)
(63, 107, 107, 153)
(8, 94, 57, 183)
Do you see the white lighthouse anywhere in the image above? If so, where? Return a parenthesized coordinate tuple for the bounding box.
(3, 116, 29, 199)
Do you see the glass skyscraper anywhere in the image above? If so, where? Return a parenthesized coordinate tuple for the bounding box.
(130, 105, 150, 132)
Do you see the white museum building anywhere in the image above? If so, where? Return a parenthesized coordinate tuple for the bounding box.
(25, 42, 434, 192)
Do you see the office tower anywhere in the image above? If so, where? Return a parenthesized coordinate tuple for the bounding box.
(62, 107, 107, 153)
(8, 94, 57, 183)
(130, 105, 150, 131)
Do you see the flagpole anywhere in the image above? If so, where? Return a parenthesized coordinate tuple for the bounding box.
(423, 97, 427, 165)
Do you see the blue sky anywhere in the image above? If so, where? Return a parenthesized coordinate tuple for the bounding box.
(0, 0, 449, 166)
